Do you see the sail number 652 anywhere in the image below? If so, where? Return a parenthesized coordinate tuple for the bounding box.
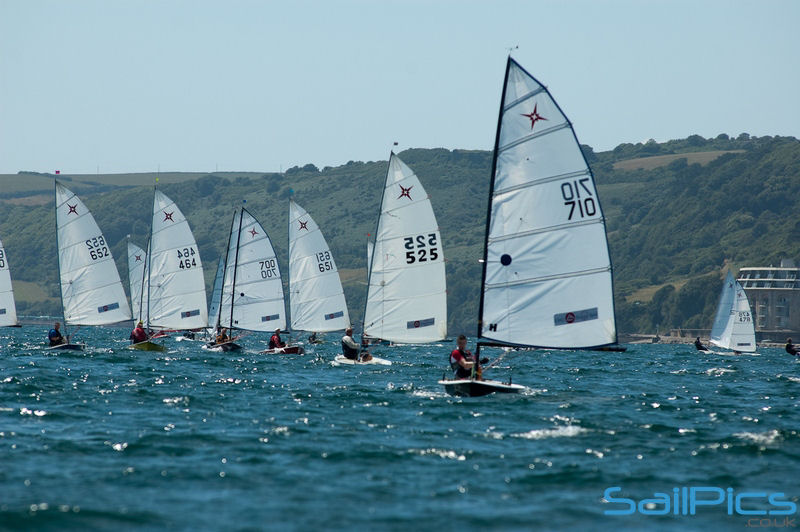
(404, 233, 439, 264)
(562, 178, 597, 220)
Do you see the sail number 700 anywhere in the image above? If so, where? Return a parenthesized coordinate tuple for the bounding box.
(259, 258, 278, 279)
(561, 178, 597, 220)
(404, 233, 439, 264)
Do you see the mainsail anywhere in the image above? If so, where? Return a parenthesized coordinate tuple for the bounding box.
(218, 208, 286, 331)
(363, 153, 447, 343)
(288, 200, 350, 332)
(55, 182, 131, 325)
(478, 57, 617, 349)
(710, 271, 755, 352)
(127, 241, 147, 323)
(147, 190, 208, 330)
(207, 257, 225, 329)
(0, 237, 18, 326)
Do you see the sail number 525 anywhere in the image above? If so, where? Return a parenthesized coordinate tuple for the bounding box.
(562, 178, 597, 220)
(404, 233, 439, 264)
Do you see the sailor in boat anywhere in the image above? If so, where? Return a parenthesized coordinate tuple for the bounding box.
(694, 337, 708, 351)
(448, 335, 489, 379)
(48, 322, 66, 347)
(215, 327, 230, 345)
(268, 329, 286, 350)
(786, 338, 799, 356)
(308, 332, 321, 344)
(130, 321, 148, 344)
(342, 327, 372, 362)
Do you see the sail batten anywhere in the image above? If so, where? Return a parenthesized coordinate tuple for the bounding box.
(288, 201, 350, 332)
(55, 182, 132, 326)
(478, 58, 617, 349)
(363, 153, 447, 343)
(0, 237, 18, 326)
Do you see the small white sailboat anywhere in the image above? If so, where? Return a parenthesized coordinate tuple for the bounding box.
(709, 271, 756, 353)
(54, 181, 132, 350)
(212, 207, 302, 354)
(0, 237, 19, 327)
(363, 153, 447, 345)
(133, 189, 208, 351)
(288, 200, 350, 339)
(127, 239, 147, 325)
(440, 57, 620, 396)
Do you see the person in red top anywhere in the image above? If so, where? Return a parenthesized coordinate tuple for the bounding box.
(130, 321, 148, 344)
(269, 328, 285, 349)
(450, 335, 477, 379)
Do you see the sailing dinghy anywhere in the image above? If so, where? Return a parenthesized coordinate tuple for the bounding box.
(0, 237, 19, 327)
(54, 181, 132, 350)
(362, 153, 447, 346)
(288, 200, 350, 348)
(708, 271, 756, 354)
(440, 57, 620, 396)
(133, 189, 208, 351)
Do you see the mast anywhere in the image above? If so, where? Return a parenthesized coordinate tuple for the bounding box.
(54, 180, 69, 339)
(228, 208, 245, 330)
(362, 152, 391, 339)
(145, 184, 157, 333)
(217, 209, 237, 331)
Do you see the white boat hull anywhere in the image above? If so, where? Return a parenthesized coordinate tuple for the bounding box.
(333, 354, 391, 366)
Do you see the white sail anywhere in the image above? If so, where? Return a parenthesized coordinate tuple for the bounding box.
(207, 257, 225, 328)
(55, 182, 132, 325)
(710, 271, 756, 352)
(0, 237, 18, 326)
(288, 200, 350, 332)
(366, 239, 374, 278)
(479, 58, 617, 349)
(127, 241, 147, 322)
(363, 153, 447, 343)
(219, 208, 286, 331)
(147, 190, 208, 330)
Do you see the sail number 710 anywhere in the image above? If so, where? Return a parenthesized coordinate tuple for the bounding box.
(561, 178, 597, 220)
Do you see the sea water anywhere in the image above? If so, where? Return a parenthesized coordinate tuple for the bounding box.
(1, 326, 798, 531)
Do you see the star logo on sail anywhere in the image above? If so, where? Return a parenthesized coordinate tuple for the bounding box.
(521, 103, 547, 131)
(398, 185, 413, 200)
(249, 228, 258, 237)
(163, 211, 174, 222)
(67, 204, 78, 215)
(135, 255, 142, 262)
(298, 220, 309, 231)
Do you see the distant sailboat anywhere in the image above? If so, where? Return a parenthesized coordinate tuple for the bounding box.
(133, 189, 208, 351)
(440, 57, 620, 396)
(127, 239, 147, 324)
(709, 271, 756, 353)
(363, 153, 447, 344)
(0, 237, 19, 327)
(54, 181, 132, 350)
(288, 200, 350, 336)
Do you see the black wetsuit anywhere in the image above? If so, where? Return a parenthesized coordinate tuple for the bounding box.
(449, 349, 474, 379)
(694, 339, 706, 351)
(786, 343, 799, 356)
(342, 337, 360, 360)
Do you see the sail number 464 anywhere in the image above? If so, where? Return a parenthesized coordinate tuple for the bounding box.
(86, 236, 110, 261)
(562, 178, 597, 220)
(177, 247, 197, 269)
(404, 233, 439, 264)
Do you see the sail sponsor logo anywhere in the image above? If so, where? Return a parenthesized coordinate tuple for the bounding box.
(97, 302, 120, 313)
(261, 314, 280, 322)
(0, 308, 6, 315)
(181, 309, 200, 318)
(603, 486, 797, 519)
(554, 307, 598, 326)
(324, 311, 344, 321)
(407, 318, 435, 329)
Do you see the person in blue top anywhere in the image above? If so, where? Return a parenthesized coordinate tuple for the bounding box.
(48, 322, 66, 347)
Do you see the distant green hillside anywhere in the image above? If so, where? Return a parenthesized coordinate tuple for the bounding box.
(2, 133, 798, 335)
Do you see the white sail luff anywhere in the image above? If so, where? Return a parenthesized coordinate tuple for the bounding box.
(288, 200, 350, 332)
(0, 237, 18, 326)
(147, 190, 208, 330)
(479, 58, 617, 348)
(55, 182, 132, 325)
(207, 257, 225, 328)
(363, 153, 447, 343)
(710, 271, 756, 352)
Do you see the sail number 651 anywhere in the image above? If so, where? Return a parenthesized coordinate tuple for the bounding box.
(562, 178, 597, 220)
(404, 233, 439, 264)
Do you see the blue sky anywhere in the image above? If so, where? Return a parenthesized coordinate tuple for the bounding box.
(1, 0, 798, 174)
